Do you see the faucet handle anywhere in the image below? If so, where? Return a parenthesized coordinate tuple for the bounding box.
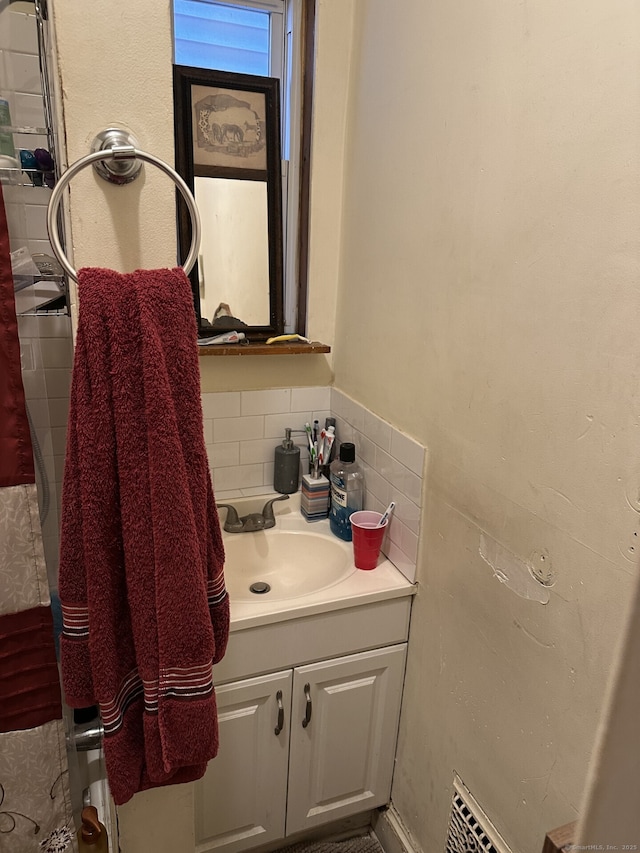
(261, 494, 290, 526)
(217, 503, 242, 533)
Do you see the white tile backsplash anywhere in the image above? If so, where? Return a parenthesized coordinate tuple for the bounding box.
(239, 438, 277, 465)
(241, 388, 291, 416)
(264, 411, 311, 440)
(201, 384, 425, 583)
(390, 430, 425, 476)
(213, 415, 264, 444)
(208, 441, 240, 469)
(290, 386, 331, 412)
(202, 387, 330, 497)
(201, 391, 241, 419)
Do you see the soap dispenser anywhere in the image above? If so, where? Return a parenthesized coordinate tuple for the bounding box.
(274, 428, 300, 494)
(77, 806, 109, 852)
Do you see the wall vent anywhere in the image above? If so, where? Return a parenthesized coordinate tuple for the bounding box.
(445, 775, 511, 853)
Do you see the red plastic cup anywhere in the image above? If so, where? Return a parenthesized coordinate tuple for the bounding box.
(350, 510, 387, 570)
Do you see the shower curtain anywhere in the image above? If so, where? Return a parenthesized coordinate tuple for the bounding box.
(0, 184, 76, 851)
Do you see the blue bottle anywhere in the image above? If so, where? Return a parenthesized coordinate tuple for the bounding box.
(329, 442, 364, 541)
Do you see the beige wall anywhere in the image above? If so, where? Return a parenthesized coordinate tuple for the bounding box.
(334, 1, 640, 852)
(52, 0, 640, 851)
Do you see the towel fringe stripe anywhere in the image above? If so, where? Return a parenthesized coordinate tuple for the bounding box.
(100, 663, 215, 735)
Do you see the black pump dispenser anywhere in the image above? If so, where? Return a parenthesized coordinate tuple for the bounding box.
(274, 428, 300, 493)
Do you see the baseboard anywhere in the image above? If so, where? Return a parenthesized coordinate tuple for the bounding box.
(372, 805, 421, 853)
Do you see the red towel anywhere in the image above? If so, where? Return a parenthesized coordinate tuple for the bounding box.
(58, 267, 229, 805)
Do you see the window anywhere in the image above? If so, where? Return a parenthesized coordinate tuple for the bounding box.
(173, 0, 304, 333)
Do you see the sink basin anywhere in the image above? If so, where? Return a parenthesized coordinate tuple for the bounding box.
(223, 529, 354, 601)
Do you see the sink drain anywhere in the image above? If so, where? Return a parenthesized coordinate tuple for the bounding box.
(249, 581, 271, 595)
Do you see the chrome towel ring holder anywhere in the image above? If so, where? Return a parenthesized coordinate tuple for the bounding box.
(46, 127, 201, 282)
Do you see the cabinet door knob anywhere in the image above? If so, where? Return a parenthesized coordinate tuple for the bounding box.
(302, 683, 312, 728)
(274, 690, 284, 735)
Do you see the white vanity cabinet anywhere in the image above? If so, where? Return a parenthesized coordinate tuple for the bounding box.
(286, 644, 407, 835)
(195, 597, 412, 853)
(194, 670, 292, 852)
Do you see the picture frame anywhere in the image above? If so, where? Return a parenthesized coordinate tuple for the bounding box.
(175, 66, 281, 181)
(173, 65, 284, 339)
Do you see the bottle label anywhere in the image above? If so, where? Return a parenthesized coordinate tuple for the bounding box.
(331, 482, 347, 508)
(329, 474, 354, 541)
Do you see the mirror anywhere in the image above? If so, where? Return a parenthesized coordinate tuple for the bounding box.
(173, 65, 284, 339)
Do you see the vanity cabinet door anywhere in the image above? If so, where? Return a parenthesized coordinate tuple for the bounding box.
(195, 669, 293, 853)
(286, 643, 407, 835)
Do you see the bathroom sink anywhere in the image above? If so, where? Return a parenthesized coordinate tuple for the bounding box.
(223, 529, 355, 601)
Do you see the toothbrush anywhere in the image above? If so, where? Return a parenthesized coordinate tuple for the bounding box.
(376, 501, 396, 528)
(304, 423, 314, 455)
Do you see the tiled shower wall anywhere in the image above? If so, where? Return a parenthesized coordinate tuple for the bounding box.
(3, 6, 72, 589)
(1, 6, 52, 257)
(17, 315, 72, 588)
(203, 386, 425, 583)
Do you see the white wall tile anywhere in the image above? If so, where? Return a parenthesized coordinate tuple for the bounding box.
(44, 368, 71, 399)
(12, 90, 45, 128)
(40, 337, 72, 369)
(363, 410, 392, 452)
(27, 238, 52, 256)
(213, 416, 263, 444)
(201, 391, 240, 419)
(358, 434, 377, 467)
(330, 388, 349, 420)
(5, 51, 41, 94)
(53, 454, 65, 484)
(208, 442, 240, 468)
(212, 489, 238, 502)
(0, 11, 38, 54)
(24, 202, 48, 239)
(400, 524, 419, 563)
(241, 388, 291, 416)
(291, 386, 331, 412)
(375, 447, 395, 483)
(38, 315, 72, 338)
(240, 438, 276, 465)
(334, 417, 354, 445)
(51, 425, 67, 456)
(27, 398, 51, 428)
(264, 412, 310, 439)
(213, 463, 264, 493)
(21, 368, 46, 399)
(390, 430, 425, 477)
(342, 396, 365, 432)
(363, 465, 391, 506)
(392, 495, 421, 535)
(384, 540, 417, 584)
(262, 461, 275, 491)
(202, 420, 214, 444)
(48, 397, 69, 427)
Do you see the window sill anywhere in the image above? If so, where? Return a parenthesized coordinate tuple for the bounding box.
(198, 341, 331, 357)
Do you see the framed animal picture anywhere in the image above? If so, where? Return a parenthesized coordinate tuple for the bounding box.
(174, 66, 280, 182)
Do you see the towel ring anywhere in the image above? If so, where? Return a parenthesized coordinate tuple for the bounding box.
(47, 130, 201, 282)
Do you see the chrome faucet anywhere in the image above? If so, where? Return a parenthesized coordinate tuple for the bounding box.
(217, 495, 290, 533)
